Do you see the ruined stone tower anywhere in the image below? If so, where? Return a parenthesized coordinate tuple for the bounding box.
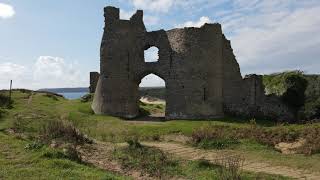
(91, 6, 294, 120)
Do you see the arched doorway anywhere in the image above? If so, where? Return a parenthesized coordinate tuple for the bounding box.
(138, 73, 166, 119)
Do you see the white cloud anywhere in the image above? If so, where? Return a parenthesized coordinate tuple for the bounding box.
(120, 9, 159, 25)
(140, 74, 165, 87)
(131, 0, 174, 13)
(176, 16, 212, 28)
(120, 9, 133, 19)
(218, 1, 320, 74)
(0, 57, 88, 90)
(0, 63, 28, 89)
(0, 3, 15, 19)
(174, 0, 320, 75)
(32, 56, 87, 88)
(144, 15, 159, 25)
(144, 47, 159, 62)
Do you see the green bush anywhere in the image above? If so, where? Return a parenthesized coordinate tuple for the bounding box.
(301, 98, 320, 121)
(263, 71, 310, 120)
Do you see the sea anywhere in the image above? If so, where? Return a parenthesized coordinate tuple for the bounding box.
(60, 92, 88, 100)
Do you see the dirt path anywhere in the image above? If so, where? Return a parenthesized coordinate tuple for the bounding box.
(143, 142, 320, 180)
(77, 142, 154, 180)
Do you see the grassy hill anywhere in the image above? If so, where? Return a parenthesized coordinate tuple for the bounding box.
(139, 87, 166, 100)
(0, 90, 319, 179)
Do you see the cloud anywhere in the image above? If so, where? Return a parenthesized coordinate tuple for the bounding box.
(140, 74, 165, 87)
(174, 0, 320, 75)
(32, 56, 87, 88)
(120, 9, 133, 19)
(0, 56, 88, 90)
(176, 16, 212, 28)
(144, 15, 159, 25)
(120, 9, 159, 26)
(130, 0, 227, 13)
(0, 3, 15, 19)
(144, 47, 159, 62)
(131, 0, 174, 13)
(0, 63, 28, 89)
(217, 1, 320, 74)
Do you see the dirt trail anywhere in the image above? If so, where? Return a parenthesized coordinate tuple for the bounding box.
(77, 142, 154, 180)
(143, 142, 320, 180)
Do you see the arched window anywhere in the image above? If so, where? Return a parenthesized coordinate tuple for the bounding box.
(144, 46, 159, 62)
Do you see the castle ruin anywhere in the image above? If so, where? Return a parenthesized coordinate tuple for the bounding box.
(91, 6, 294, 120)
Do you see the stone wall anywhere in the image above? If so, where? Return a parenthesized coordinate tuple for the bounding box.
(91, 6, 294, 121)
(89, 72, 100, 93)
(223, 74, 294, 120)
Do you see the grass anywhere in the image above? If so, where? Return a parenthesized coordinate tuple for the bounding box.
(0, 132, 127, 180)
(139, 101, 165, 116)
(191, 123, 320, 154)
(114, 139, 179, 178)
(0, 90, 319, 178)
(113, 139, 291, 179)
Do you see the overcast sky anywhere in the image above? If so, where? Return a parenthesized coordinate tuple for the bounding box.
(0, 0, 319, 89)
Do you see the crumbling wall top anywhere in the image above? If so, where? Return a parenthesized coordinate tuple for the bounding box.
(104, 6, 119, 21)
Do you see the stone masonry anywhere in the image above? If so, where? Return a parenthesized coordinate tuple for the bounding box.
(91, 6, 294, 120)
(89, 72, 100, 93)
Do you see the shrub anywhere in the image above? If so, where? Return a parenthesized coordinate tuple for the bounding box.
(301, 98, 320, 121)
(215, 155, 244, 180)
(263, 71, 320, 121)
(40, 120, 92, 145)
(0, 93, 13, 108)
(114, 138, 178, 178)
(80, 93, 93, 103)
(298, 126, 320, 155)
(191, 123, 320, 155)
(191, 125, 240, 149)
(191, 125, 227, 144)
(63, 145, 82, 163)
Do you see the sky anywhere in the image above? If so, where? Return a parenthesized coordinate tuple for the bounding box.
(0, 0, 320, 89)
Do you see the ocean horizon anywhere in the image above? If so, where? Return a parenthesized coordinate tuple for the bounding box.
(60, 92, 87, 100)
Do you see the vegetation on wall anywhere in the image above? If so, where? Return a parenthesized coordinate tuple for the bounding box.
(263, 71, 320, 121)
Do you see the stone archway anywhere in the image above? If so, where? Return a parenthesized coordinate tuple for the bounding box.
(91, 6, 294, 121)
(91, 6, 225, 120)
(138, 73, 167, 118)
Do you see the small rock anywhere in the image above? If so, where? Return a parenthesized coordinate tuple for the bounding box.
(275, 138, 306, 154)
